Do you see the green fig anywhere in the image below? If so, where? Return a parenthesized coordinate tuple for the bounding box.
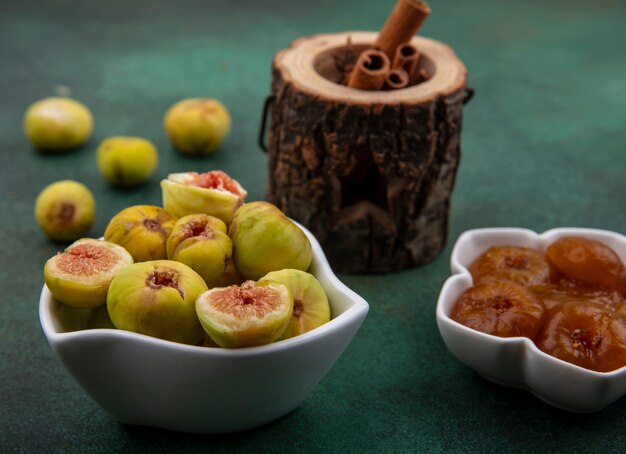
(107, 260, 208, 344)
(104, 205, 177, 262)
(166, 214, 233, 287)
(163, 98, 231, 155)
(229, 201, 313, 280)
(160, 170, 247, 224)
(96, 136, 159, 187)
(260, 269, 331, 339)
(196, 280, 293, 348)
(35, 180, 96, 242)
(44, 238, 133, 308)
(24, 97, 93, 151)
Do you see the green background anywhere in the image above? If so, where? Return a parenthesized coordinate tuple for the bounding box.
(1, 0, 625, 451)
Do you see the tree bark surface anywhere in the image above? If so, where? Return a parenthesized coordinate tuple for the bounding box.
(266, 32, 468, 273)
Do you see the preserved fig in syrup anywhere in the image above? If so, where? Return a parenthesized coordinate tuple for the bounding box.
(470, 246, 551, 286)
(452, 236, 626, 372)
(546, 236, 626, 294)
(536, 302, 626, 372)
(451, 281, 544, 339)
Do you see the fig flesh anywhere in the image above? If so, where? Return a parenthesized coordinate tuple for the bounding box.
(35, 180, 96, 242)
(166, 214, 233, 287)
(107, 260, 208, 345)
(97, 136, 158, 187)
(161, 170, 247, 224)
(44, 238, 133, 308)
(229, 201, 313, 280)
(260, 269, 331, 340)
(24, 97, 93, 151)
(163, 98, 231, 155)
(195, 280, 293, 348)
(104, 205, 177, 262)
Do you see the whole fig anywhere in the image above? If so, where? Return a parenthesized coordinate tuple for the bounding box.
(229, 201, 313, 280)
(35, 180, 96, 242)
(260, 269, 330, 340)
(166, 214, 232, 287)
(164, 98, 231, 155)
(24, 97, 93, 151)
(97, 136, 158, 187)
(104, 205, 177, 262)
(107, 260, 208, 345)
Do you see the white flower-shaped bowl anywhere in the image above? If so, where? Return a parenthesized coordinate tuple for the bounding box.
(40, 224, 369, 433)
(436, 227, 626, 413)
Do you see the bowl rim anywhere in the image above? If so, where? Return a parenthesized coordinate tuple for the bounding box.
(40, 221, 369, 356)
(437, 226, 626, 378)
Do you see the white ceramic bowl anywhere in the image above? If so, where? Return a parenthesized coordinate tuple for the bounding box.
(40, 224, 369, 433)
(436, 227, 626, 413)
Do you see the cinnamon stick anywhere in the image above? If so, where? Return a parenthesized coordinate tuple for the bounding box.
(392, 42, 420, 83)
(384, 68, 409, 90)
(375, 0, 431, 59)
(346, 49, 390, 90)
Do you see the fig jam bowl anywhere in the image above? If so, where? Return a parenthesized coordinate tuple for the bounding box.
(436, 227, 626, 413)
(39, 224, 369, 434)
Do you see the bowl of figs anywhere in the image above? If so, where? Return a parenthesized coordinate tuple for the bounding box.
(39, 171, 369, 433)
(436, 227, 626, 413)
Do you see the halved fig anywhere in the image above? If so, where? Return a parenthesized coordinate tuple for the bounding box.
(161, 170, 247, 224)
(44, 238, 133, 308)
(166, 214, 233, 287)
(451, 281, 545, 339)
(260, 269, 331, 340)
(195, 280, 293, 348)
(104, 205, 177, 262)
(546, 236, 626, 294)
(229, 201, 313, 280)
(107, 260, 208, 345)
(469, 245, 551, 286)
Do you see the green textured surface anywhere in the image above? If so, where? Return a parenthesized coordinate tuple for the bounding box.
(1, 0, 626, 451)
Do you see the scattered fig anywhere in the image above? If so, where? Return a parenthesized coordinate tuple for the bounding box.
(451, 281, 545, 339)
(260, 269, 330, 340)
(107, 260, 208, 345)
(470, 245, 551, 286)
(24, 97, 93, 151)
(229, 201, 313, 280)
(195, 280, 293, 348)
(163, 98, 231, 155)
(166, 214, 233, 287)
(104, 205, 177, 262)
(44, 238, 133, 308)
(161, 170, 247, 223)
(35, 180, 96, 242)
(96, 136, 158, 187)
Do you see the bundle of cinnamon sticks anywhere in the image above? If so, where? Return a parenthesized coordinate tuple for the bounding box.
(346, 0, 431, 91)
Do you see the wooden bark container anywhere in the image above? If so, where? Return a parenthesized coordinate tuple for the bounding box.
(264, 31, 470, 273)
